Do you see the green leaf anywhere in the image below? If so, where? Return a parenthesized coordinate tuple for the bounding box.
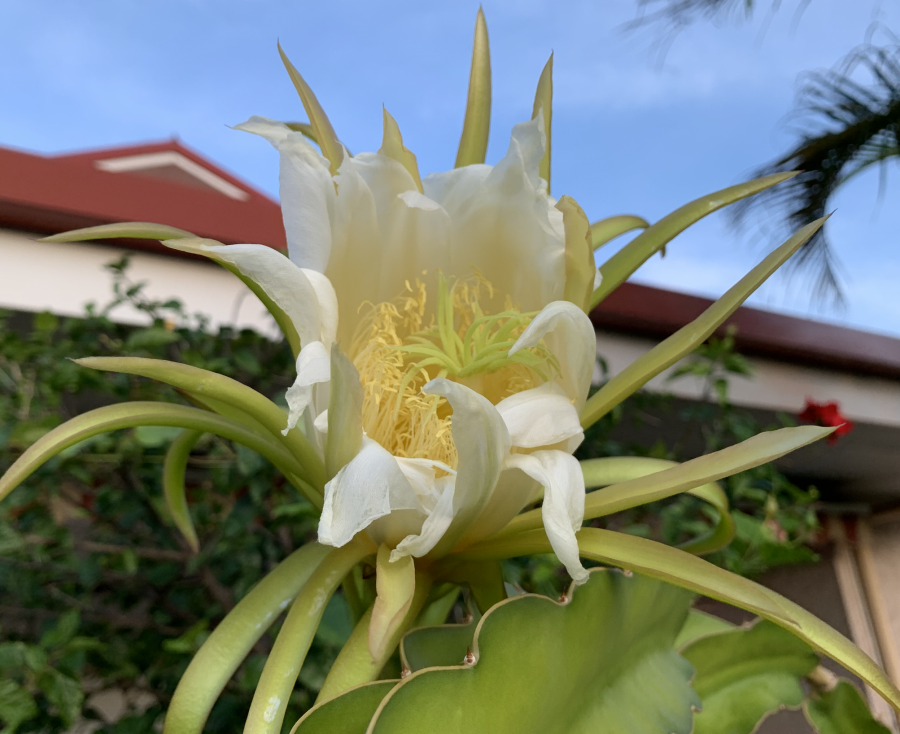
(531, 53, 552, 189)
(162, 429, 203, 552)
(74, 356, 324, 493)
(499, 427, 829, 538)
(590, 214, 650, 250)
(0, 680, 39, 733)
(37, 669, 84, 727)
(401, 615, 477, 673)
(166, 542, 332, 734)
(682, 620, 819, 734)
(804, 680, 891, 734)
(0, 402, 308, 505)
(591, 172, 798, 307)
(674, 609, 734, 649)
(368, 569, 698, 734)
(582, 217, 826, 428)
(38, 222, 194, 243)
(125, 327, 181, 351)
(290, 681, 397, 734)
(278, 43, 344, 176)
(458, 528, 900, 713)
(39, 610, 80, 650)
(455, 8, 491, 167)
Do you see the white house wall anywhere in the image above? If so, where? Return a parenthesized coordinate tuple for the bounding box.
(596, 330, 900, 430)
(0, 228, 279, 337)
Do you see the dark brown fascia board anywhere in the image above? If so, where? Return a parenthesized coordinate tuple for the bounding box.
(591, 282, 900, 380)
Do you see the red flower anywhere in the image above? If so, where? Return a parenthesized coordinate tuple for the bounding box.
(798, 399, 854, 444)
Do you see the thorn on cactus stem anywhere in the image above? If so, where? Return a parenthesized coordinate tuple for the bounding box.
(622, 570, 633, 578)
(463, 648, 477, 665)
(401, 666, 411, 679)
(558, 591, 568, 603)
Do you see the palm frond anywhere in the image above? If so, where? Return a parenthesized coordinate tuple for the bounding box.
(732, 42, 900, 304)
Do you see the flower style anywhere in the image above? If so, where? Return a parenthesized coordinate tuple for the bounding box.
(170, 107, 598, 584)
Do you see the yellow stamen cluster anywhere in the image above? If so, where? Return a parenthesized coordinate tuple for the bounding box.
(349, 274, 559, 468)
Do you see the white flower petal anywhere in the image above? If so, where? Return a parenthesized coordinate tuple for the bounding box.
(505, 450, 588, 585)
(510, 301, 596, 409)
(164, 241, 330, 348)
(422, 378, 511, 554)
(234, 116, 335, 273)
(391, 475, 456, 561)
(313, 410, 329, 434)
(283, 341, 330, 434)
(395, 457, 456, 511)
(496, 382, 583, 449)
(421, 116, 565, 312)
(318, 437, 417, 548)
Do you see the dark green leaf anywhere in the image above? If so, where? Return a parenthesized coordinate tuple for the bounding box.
(804, 680, 891, 734)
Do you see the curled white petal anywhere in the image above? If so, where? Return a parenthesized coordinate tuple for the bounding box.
(318, 437, 414, 548)
(235, 115, 335, 272)
(391, 475, 456, 561)
(313, 410, 329, 434)
(283, 341, 330, 434)
(510, 301, 596, 409)
(505, 450, 588, 585)
(496, 382, 583, 450)
(423, 378, 510, 525)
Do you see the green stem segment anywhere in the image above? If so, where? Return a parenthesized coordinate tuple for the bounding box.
(315, 573, 434, 704)
(163, 543, 332, 734)
(453, 527, 900, 713)
(243, 539, 375, 734)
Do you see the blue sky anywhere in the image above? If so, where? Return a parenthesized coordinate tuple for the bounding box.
(2, 0, 898, 335)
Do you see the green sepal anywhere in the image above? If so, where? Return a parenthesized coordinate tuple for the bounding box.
(591, 171, 798, 307)
(682, 620, 819, 734)
(455, 8, 491, 167)
(161, 237, 302, 359)
(244, 540, 373, 734)
(38, 222, 194, 243)
(164, 543, 332, 734)
(499, 426, 830, 539)
(278, 42, 344, 175)
(0, 401, 307, 505)
(74, 356, 324, 494)
(590, 214, 649, 250)
(804, 680, 892, 734)
(290, 681, 397, 734)
(581, 216, 826, 428)
(162, 429, 203, 553)
(531, 53, 552, 189)
(325, 345, 364, 480)
(367, 569, 698, 734)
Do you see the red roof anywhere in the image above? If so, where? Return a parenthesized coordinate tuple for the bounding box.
(592, 282, 900, 380)
(0, 139, 286, 253)
(3, 137, 899, 380)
